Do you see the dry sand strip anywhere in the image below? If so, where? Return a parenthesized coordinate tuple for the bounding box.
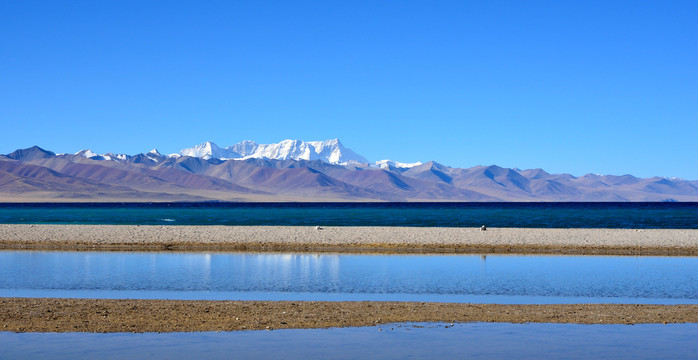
(1, 298, 697, 333)
(1, 224, 697, 255)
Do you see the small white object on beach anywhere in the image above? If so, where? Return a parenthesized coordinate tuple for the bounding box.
(480, 225, 487, 231)
(315, 225, 323, 230)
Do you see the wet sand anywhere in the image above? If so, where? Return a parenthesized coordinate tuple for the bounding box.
(1, 224, 697, 255)
(2, 298, 696, 333)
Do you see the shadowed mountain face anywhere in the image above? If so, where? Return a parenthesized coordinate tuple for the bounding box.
(6, 146, 55, 161)
(1, 146, 697, 202)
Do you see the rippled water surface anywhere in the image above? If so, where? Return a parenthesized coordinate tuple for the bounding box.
(3, 323, 697, 360)
(1, 202, 697, 227)
(2, 251, 696, 304)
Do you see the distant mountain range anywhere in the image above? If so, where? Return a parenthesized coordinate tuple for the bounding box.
(1, 139, 697, 202)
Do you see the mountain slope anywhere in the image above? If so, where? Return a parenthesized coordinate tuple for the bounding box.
(0, 159, 204, 201)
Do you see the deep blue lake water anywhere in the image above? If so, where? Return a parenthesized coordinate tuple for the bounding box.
(1, 202, 698, 228)
(2, 251, 696, 304)
(3, 322, 697, 360)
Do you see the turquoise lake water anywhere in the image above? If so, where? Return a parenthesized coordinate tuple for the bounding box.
(1, 202, 698, 227)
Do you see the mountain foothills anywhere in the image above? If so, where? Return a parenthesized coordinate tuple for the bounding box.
(1, 139, 697, 202)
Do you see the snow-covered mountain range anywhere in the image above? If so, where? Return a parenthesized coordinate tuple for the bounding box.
(178, 139, 372, 165)
(3, 140, 698, 202)
(74, 138, 420, 169)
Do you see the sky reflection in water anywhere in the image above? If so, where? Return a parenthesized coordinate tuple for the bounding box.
(2, 323, 698, 360)
(2, 251, 697, 304)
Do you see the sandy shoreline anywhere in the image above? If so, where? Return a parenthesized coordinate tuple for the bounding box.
(2, 298, 697, 332)
(1, 224, 697, 255)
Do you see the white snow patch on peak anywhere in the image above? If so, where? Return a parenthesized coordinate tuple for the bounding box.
(373, 160, 423, 169)
(181, 139, 369, 165)
(75, 149, 130, 161)
(179, 141, 241, 160)
(75, 149, 99, 158)
(229, 140, 258, 156)
(146, 149, 163, 162)
(102, 153, 129, 162)
(148, 149, 163, 157)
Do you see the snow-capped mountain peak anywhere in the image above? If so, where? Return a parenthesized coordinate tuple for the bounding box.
(178, 141, 240, 160)
(104, 153, 129, 161)
(75, 149, 130, 162)
(179, 139, 369, 165)
(229, 140, 258, 156)
(148, 149, 163, 157)
(303, 138, 367, 164)
(75, 149, 99, 158)
(178, 141, 217, 159)
(372, 159, 423, 169)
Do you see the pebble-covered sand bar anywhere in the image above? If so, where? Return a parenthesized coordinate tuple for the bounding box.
(0, 224, 697, 255)
(2, 298, 697, 333)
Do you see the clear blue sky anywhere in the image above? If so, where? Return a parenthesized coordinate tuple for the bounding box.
(2, 1, 696, 179)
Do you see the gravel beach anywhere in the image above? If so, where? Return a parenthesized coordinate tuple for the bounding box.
(2, 298, 697, 333)
(1, 224, 697, 255)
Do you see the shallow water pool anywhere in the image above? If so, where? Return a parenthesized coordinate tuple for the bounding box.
(1, 251, 697, 304)
(3, 322, 697, 360)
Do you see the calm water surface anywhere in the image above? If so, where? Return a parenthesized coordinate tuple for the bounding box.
(3, 323, 697, 360)
(1, 202, 698, 228)
(2, 251, 696, 304)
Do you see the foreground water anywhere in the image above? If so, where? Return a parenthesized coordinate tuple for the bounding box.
(1, 202, 698, 228)
(2, 251, 696, 304)
(3, 322, 697, 360)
